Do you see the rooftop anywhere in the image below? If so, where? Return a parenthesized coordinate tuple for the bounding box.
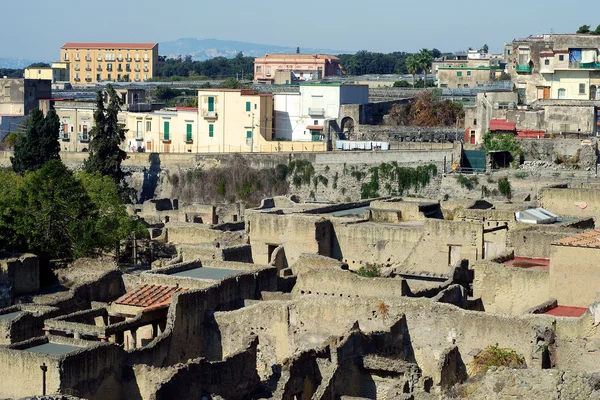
(503, 257, 550, 271)
(489, 119, 517, 132)
(552, 230, 600, 249)
(255, 54, 340, 61)
(171, 266, 247, 280)
(114, 284, 186, 309)
(62, 43, 157, 50)
(543, 305, 588, 318)
(25, 342, 84, 356)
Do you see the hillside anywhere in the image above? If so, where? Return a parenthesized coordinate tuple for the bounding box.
(159, 38, 348, 60)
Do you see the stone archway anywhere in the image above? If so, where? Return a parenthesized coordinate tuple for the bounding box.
(341, 117, 355, 140)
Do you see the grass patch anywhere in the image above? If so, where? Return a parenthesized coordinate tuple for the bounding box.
(468, 344, 526, 376)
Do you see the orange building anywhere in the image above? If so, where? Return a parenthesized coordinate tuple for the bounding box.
(254, 54, 342, 83)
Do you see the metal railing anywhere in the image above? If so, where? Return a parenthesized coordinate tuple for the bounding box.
(516, 64, 533, 73)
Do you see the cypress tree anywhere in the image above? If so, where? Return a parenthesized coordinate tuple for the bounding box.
(11, 109, 61, 174)
(84, 84, 127, 186)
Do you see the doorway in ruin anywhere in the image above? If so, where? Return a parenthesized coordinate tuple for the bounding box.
(448, 245, 461, 266)
(341, 117, 355, 140)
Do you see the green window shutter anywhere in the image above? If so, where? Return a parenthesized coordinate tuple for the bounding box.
(186, 124, 192, 142)
(164, 121, 170, 140)
(208, 97, 215, 112)
(209, 124, 214, 137)
(246, 101, 251, 112)
(246, 130, 252, 138)
(457, 71, 462, 77)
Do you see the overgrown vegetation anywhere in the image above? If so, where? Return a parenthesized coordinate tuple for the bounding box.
(356, 263, 381, 277)
(156, 53, 254, 80)
(11, 109, 60, 174)
(469, 344, 526, 376)
(387, 91, 464, 127)
(169, 154, 290, 205)
(456, 174, 479, 190)
(357, 162, 438, 199)
(497, 177, 512, 200)
(288, 159, 315, 189)
(482, 131, 523, 161)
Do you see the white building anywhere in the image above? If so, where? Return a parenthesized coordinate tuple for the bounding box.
(273, 83, 368, 142)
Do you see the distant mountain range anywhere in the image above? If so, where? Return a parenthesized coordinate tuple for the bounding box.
(0, 58, 49, 69)
(159, 38, 350, 60)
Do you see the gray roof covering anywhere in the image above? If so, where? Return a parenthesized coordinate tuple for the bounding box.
(171, 266, 246, 280)
(515, 208, 558, 224)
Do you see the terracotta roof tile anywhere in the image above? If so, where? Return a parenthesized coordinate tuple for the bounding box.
(489, 119, 517, 132)
(552, 230, 600, 249)
(543, 306, 588, 317)
(114, 284, 185, 308)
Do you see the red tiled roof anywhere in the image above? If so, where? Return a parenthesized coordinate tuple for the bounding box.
(114, 284, 185, 309)
(176, 106, 198, 111)
(62, 43, 157, 50)
(554, 49, 569, 54)
(539, 51, 555, 57)
(544, 306, 587, 317)
(489, 119, 517, 132)
(553, 230, 600, 249)
(306, 125, 324, 130)
(503, 256, 550, 271)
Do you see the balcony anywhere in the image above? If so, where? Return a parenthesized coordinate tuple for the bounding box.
(515, 64, 533, 74)
(117, 67, 123, 72)
(74, 77, 80, 81)
(126, 57, 132, 62)
(85, 77, 92, 82)
(97, 66, 102, 71)
(135, 68, 140, 72)
(162, 133, 170, 142)
(144, 57, 149, 62)
(580, 62, 600, 69)
(74, 67, 80, 71)
(117, 56, 123, 61)
(135, 133, 144, 141)
(78, 134, 90, 142)
(202, 110, 218, 119)
(135, 57, 140, 62)
(126, 68, 131, 73)
(144, 67, 149, 72)
(85, 56, 91, 61)
(60, 132, 70, 141)
(308, 107, 325, 116)
(85, 67, 91, 71)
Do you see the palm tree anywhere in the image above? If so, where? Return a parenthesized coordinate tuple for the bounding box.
(406, 55, 419, 87)
(418, 49, 433, 87)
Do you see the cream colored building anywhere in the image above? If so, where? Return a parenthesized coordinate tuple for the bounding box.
(24, 62, 70, 88)
(60, 43, 159, 84)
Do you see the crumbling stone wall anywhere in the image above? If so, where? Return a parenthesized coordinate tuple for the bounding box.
(540, 186, 600, 218)
(473, 262, 551, 315)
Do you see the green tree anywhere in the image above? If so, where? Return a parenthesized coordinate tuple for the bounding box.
(11, 161, 96, 261)
(595, 25, 600, 35)
(418, 49, 433, 87)
(482, 44, 489, 53)
(482, 131, 523, 160)
(220, 77, 241, 89)
(11, 109, 60, 174)
(27, 62, 51, 68)
(84, 85, 127, 187)
(577, 25, 591, 34)
(406, 55, 419, 87)
(498, 177, 512, 201)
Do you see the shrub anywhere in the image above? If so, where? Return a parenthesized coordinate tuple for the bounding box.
(514, 171, 528, 179)
(498, 177, 512, 200)
(457, 174, 476, 190)
(356, 263, 381, 277)
(469, 344, 526, 376)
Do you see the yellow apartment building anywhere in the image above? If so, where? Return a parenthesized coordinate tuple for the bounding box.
(60, 43, 159, 84)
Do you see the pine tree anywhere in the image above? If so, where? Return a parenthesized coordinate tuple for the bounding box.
(11, 109, 60, 174)
(84, 84, 127, 187)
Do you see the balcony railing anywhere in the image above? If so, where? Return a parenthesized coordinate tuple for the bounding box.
(74, 67, 80, 71)
(74, 77, 80, 81)
(60, 132, 70, 141)
(78, 134, 90, 142)
(580, 62, 600, 69)
(97, 66, 102, 71)
(135, 68, 140, 72)
(144, 67, 149, 72)
(308, 107, 325, 116)
(143, 57, 149, 62)
(515, 64, 533, 73)
(202, 110, 218, 119)
(85, 67, 91, 71)
(85, 56, 91, 61)
(118, 68, 123, 72)
(117, 56, 123, 61)
(85, 78, 92, 82)
(162, 133, 170, 141)
(126, 57, 132, 62)
(135, 57, 140, 61)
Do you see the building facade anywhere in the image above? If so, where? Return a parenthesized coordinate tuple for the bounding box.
(60, 43, 159, 84)
(435, 50, 505, 89)
(24, 63, 70, 89)
(254, 54, 342, 84)
(273, 84, 368, 142)
(508, 34, 600, 104)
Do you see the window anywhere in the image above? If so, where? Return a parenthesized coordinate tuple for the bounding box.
(246, 130, 253, 139)
(463, 84, 469, 88)
(559, 55, 565, 61)
(579, 83, 586, 94)
(107, 63, 113, 71)
(64, 52, 69, 61)
(163, 121, 170, 140)
(507, 50, 511, 55)
(208, 96, 215, 112)
(544, 59, 550, 65)
(474, 119, 477, 126)
(186, 124, 193, 142)
(126, 64, 131, 72)
(457, 71, 462, 77)
(266, 66, 271, 76)
(96, 73, 101, 81)
(467, 71, 471, 76)
(108, 74, 112, 81)
(246, 101, 251, 112)
(4, 86, 10, 97)
(209, 124, 214, 137)
(254, 104, 257, 110)
(256, 66, 262, 73)
(558, 88, 566, 99)
(314, 120, 318, 125)
(146, 121, 151, 132)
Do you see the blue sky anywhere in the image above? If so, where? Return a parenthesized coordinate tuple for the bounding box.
(3, 0, 597, 60)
